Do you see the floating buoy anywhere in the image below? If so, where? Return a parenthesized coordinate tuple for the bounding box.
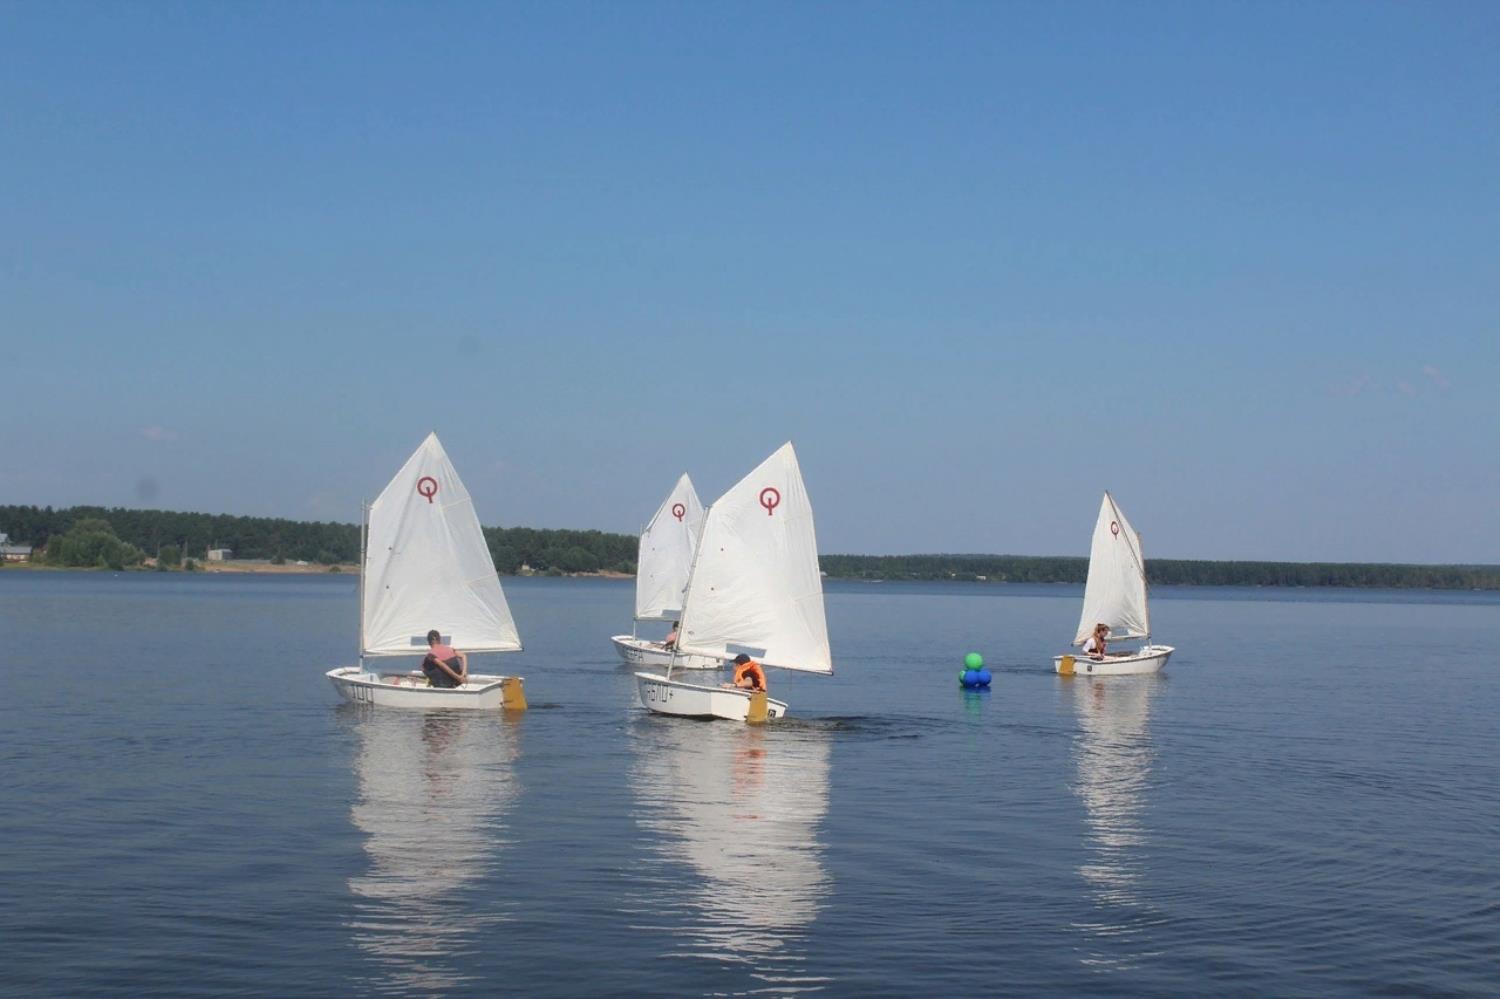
(959, 653, 991, 688)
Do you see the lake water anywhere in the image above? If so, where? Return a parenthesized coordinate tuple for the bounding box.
(2, 572, 1497, 996)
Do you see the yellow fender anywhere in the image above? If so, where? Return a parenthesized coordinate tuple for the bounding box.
(501, 676, 528, 711)
(1058, 655, 1076, 676)
(745, 690, 769, 725)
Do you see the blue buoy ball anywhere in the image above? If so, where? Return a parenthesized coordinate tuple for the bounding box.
(975, 668, 992, 686)
(964, 652, 984, 670)
(961, 669, 984, 687)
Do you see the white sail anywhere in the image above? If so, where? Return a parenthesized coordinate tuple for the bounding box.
(361, 433, 521, 657)
(1074, 492, 1150, 645)
(634, 474, 704, 622)
(676, 442, 832, 675)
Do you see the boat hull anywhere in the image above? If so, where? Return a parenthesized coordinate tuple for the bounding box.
(611, 636, 721, 670)
(326, 667, 523, 709)
(635, 672, 789, 721)
(1054, 645, 1174, 677)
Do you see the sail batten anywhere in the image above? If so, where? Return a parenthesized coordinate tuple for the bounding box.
(1073, 492, 1150, 646)
(635, 474, 704, 623)
(676, 443, 833, 675)
(361, 433, 521, 657)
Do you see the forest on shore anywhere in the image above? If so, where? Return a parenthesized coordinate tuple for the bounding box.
(0, 504, 634, 575)
(817, 553, 1500, 590)
(2, 505, 1496, 589)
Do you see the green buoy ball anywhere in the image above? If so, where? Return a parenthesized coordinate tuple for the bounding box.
(964, 652, 984, 670)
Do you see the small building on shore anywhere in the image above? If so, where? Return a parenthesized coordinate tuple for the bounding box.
(206, 548, 233, 562)
(2, 543, 34, 562)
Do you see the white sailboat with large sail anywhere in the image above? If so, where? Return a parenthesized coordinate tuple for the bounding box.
(635, 442, 832, 722)
(1055, 492, 1173, 676)
(610, 474, 719, 670)
(326, 432, 527, 710)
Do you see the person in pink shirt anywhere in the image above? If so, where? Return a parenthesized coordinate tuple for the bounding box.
(421, 629, 468, 688)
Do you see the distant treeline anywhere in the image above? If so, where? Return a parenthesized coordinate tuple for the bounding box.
(818, 554, 1500, 590)
(5, 506, 1496, 588)
(0, 505, 637, 575)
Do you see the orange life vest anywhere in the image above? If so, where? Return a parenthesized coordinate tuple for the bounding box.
(733, 659, 767, 691)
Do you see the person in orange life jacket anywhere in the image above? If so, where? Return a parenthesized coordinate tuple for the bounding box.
(421, 629, 468, 688)
(726, 653, 767, 692)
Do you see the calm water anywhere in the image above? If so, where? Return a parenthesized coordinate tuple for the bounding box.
(2, 572, 1497, 996)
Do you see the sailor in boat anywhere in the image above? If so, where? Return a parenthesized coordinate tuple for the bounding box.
(724, 653, 767, 693)
(662, 621, 680, 651)
(420, 629, 468, 688)
(1083, 623, 1110, 661)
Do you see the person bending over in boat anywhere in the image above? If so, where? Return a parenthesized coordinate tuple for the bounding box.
(1082, 623, 1109, 661)
(421, 629, 468, 688)
(662, 621, 680, 651)
(725, 653, 767, 692)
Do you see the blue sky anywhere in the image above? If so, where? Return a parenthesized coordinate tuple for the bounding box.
(2, 2, 1496, 562)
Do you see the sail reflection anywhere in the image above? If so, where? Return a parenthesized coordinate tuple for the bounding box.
(630, 719, 832, 989)
(344, 708, 521, 993)
(1068, 678, 1165, 969)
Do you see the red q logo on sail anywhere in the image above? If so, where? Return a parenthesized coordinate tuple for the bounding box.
(671, 503, 686, 522)
(759, 487, 781, 517)
(1110, 520, 1120, 537)
(417, 477, 439, 504)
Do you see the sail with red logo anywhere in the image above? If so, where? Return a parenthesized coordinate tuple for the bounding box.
(676, 442, 832, 676)
(634, 473, 705, 623)
(1073, 492, 1150, 646)
(361, 432, 522, 657)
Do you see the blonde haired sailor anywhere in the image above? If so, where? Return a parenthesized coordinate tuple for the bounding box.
(1082, 623, 1109, 661)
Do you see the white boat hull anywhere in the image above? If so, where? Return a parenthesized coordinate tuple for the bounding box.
(1054, 645, 1174, 677)
(611, 636, 721, 670)
(326, 667, 523, 710)
(635, 672, 789, 721)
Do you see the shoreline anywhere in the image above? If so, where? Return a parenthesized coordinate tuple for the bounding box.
(3, 562, 1496, 591)
(2, 561, 635, 580)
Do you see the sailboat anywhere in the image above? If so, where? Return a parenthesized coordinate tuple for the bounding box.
(1054, 492, 1174, 676)
(635, 442, 833, 722)
(610, 474, 719, 670)
(326, 432, 527, 709)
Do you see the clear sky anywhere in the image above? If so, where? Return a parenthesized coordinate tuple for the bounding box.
(2, 2, 1496, 563)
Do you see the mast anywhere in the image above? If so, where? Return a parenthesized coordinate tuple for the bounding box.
(632, 518, 644, 637)
(667, 502, 713, 683)
(1139, 527, 1150, 644)
(357, 501, 368, 669)
(1105, 490, 1149, 645)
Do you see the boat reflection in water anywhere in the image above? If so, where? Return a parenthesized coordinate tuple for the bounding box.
(343, 707, 521, 993)
(1067, 677, 1166, 970)
(629, 717, 832, 990)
